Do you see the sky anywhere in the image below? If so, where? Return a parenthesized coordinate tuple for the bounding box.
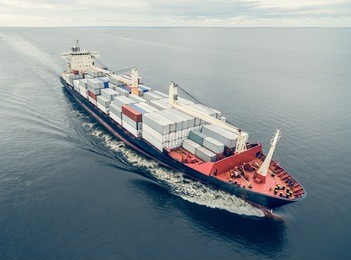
(0, 0, 350, 27)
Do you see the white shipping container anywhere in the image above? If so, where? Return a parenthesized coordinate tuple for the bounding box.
(182, 139, 201, 155)
(79, 79, 88, 88)
(195, 146, 217, 162)
(129, 94, 147, 103)
(135, 102, 159, 113)
(97, 102, 109, 114)
(143, 112, 174, 134)
(122, 114, 141, 130)
(110, 111, 122, 125)
(109, 103, 122, 115)
(202, 125, 238, 148)
(149, 99, 170, 110)
(142, 131, 164, 151)
(142, 123, 168, 143)
(97, 95, 111, 108)
(87, 78, 104, 89)
(79, 86, 88, 98)
(143, 92, 162, 101)
(101, 88, 118, 101)
(203, 137, 224, 154)
(88, 96, 97, 106)
(114, 96, 136, 107)
(122, 120, 141, 137)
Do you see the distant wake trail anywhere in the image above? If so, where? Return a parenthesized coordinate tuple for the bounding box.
(0, 32, 62, 75)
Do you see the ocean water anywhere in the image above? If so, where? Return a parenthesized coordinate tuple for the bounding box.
(0, 27, 350, 259)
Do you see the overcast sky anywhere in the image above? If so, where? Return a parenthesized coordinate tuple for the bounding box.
(0, 0, 350, 27)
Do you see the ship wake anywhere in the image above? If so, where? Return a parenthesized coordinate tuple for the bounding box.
(90, 128, 265, 217)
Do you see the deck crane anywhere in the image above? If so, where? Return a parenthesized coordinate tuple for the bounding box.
(168, 82, 248, 154)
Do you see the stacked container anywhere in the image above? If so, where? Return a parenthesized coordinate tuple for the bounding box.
(87, 78, 104, 95)
(79, 79, 88, 98)
(143, 92, 163, 101)
(101, 88, 118, 101)
(109, 96, 136, 127)
(97, 95, 111, 114)
(202, 125, 238, 149)
(121, 105, 142, 137)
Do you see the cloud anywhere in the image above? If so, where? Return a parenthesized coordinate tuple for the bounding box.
(0, 0, 350, 26)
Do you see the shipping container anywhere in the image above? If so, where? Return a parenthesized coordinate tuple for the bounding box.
(122, 114, 142, 130)
(142, 131, 164, 151)
(97, 102, 109, 114)
(87, 78, 104, 89)
(122, 120, 141, 138)
(101, 88, 118, 101)
(149, 98, 170, 110)
(138, 84, 152, 92)
(79, 85, 88, 98)
(182, 139, 201, 155)
(88, 96, 97, 106)
(109, 103, 122, 115)
(203, 136, 225, 154)
(129, 94, 147, 103)
(114, 96, 136, 107)
(97, 77, 109, 88)
(111, 85, 129, 96)
(134, 102, 159, 113)
(97, 95, 111, 108)
(142, 123, 169, 143)
(109, 76, 124, 86)
(158, 110, 184, 131)
(110, 111, 122, 125)
(143, 92, 162, 101)
(143, 112, 174, 134)
(202, 125, 238, 149)
(79, 79, 88, 88)
(195, 146, 217, 162)
(88, 91, 97, 101)
(122, 105, 142, 122)
(189, 130, 207, 145)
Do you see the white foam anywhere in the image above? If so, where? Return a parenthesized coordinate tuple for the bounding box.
(90, 128, 264, 217)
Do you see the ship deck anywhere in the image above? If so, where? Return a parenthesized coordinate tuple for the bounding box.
(169, 148, 305, 200)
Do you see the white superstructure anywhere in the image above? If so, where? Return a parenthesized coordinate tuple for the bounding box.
(60, 40, 100, 73)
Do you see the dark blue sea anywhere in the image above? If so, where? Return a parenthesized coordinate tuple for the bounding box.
(0, 27, 350, 259)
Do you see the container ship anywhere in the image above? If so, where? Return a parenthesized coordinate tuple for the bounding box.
(60, 42, 306, 210)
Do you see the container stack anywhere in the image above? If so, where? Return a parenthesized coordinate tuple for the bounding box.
(201, 125, 238, 150)
(141, 107, 201, 151)
(97, 95, 111, 114)
(149, 98, 170, 110)
(87, 78, 104, 105)
(87, 69, 105, 78)
(143, 92, 163, 101)
(121, 105, 142, 137)
(109, 76, 124, 87)
(98, 77, 109, 88)
(79, 79, 88, 98)
(101, 88, 118, 101)
(128, 94, 147, 103)
(142, 112, 176, 151)
(183, 127, 229, 162)
(108, 96, 136, 126)
(73, 80, 80, 92)
(110, 84, 130, 97)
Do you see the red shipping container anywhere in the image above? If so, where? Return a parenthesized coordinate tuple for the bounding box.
(122, 105, 142, 122)
(88, 91, 97, 100)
